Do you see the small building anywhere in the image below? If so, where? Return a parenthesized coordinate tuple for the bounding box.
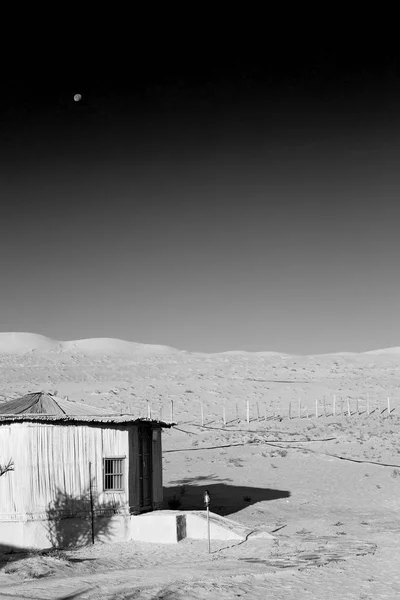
(0, 392, 172, 550)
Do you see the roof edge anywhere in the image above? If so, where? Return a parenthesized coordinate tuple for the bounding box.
(0, 414, 174, 427)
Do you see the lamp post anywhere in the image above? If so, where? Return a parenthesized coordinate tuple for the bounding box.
(204, 490, 211, 553)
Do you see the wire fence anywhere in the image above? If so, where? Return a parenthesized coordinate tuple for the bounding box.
(137, 394, 397, 425)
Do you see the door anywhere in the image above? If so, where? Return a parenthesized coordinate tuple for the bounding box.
(138, 426, 152, 509)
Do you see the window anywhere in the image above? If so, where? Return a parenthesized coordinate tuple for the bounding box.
(103, 457, 125, 491)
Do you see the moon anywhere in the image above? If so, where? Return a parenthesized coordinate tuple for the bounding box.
(74, 94, 82, 102)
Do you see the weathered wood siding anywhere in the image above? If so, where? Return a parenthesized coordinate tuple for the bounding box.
(0, 422, 130, 520)
(127, 426, 140, 513)
(151, 427, 163, 506)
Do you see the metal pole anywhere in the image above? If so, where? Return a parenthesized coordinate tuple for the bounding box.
(207, 505, 210, 553)
(89, 462, 95, 545)
(204, 490, 211, 553)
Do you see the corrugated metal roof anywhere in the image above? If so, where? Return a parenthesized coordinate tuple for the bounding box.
(0, 414, 173, 427)
(0, 392, 110, 416)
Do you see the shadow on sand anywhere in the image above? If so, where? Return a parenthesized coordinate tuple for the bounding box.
(164, 474, 290, 516)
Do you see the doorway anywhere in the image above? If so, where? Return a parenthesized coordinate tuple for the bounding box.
(138, 426, 152, 509)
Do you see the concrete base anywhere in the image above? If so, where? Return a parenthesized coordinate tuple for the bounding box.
(129, 510, 274, 543)
(0, 514, 131, 551)
(130, 511, 186, 543)
(0, 511, 274, 549)
(184, 511, 251, 541)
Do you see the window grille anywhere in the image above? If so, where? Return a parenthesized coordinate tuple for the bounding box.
(103, 457, 124, 491)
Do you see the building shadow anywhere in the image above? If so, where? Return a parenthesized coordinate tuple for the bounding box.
(0, 543, 28, 570)
(164, 474, 290, 516)
(45, 485, 118, 549)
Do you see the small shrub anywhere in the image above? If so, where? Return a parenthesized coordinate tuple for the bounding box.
(277, 449, 288, 458)
(228, 458, 244, 467)
(167, 495, 182, 510)
(39, 549, 69, 561)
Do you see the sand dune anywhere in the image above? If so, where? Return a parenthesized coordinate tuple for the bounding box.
(1, 332, 400, 598)
(363, 347, 400, 355)
(216, 350, 292, 358)
(0, 333, 182, 356)
(1, 332, 400, 358)
(0, 333, 62, 354)
(62, 337, 183, 355)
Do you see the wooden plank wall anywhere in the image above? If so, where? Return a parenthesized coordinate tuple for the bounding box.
(128, 426, 140, 513)
(0, 422, 130, 519)
(151, 427, 163, 507)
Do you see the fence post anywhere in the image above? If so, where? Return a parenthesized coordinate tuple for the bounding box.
(236, 402, 239, 422)
(315, 399, 318, 419)
(222, 403, 226, 426)
(347, 398, 351, 417)
(264, 403, 267, 422)
(288, 402, 292, 419)
(388, 397, 391, 415)
(333, 395, 336, 417)
(246, 400, 250, 424)
(298, 398, 301, 419)
(323, 395, 327, 417)
(170, 400, 174, 422)
(201, 401, 204, 426)
(256, 402, 260, 421)
(366, 393, 370, 415)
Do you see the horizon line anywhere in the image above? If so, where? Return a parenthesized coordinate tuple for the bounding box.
(0, 331, 398, 357)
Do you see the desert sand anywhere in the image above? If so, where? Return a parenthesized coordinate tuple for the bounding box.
(0, 333, 400, 599)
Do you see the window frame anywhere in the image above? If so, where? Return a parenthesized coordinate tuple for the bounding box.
(103, 456, 126, 492)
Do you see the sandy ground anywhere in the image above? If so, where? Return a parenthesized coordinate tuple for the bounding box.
(1, 337, 400, 598)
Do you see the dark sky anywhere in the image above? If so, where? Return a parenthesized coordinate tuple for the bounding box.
(2, 39, 400, 353)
